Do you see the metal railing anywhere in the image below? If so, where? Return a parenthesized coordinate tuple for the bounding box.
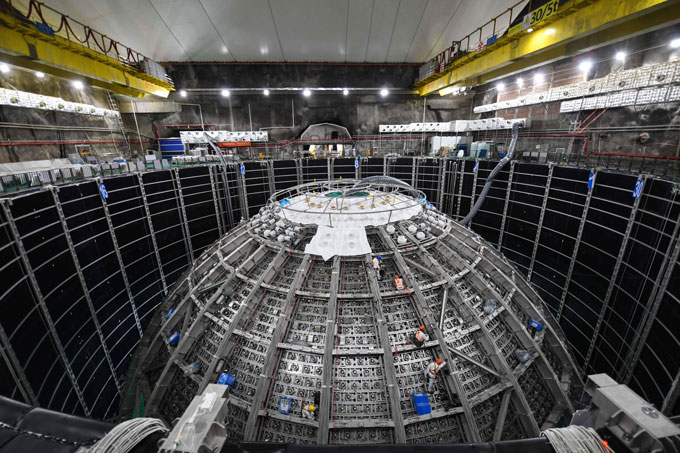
(4, 0, 150, 69)
(417, 0, 526, 83)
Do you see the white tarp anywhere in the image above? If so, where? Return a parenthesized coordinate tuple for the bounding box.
(304, 225, 372, 261)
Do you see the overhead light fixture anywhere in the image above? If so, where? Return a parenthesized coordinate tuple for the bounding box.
(35, 71, 45, 78)
(303, 88, 311, 97)
(579, 60, 593, 73)
(263, 89, 270, 96)
(343, 88, 349, 96)
(221, 45, 228, 53)
(221, 89, 230, 97)
(380, 88, 389, 97)
(517, 77, 524, 87)
(72, 80, 84, 90)
(0, 63, 9, 74)
(527, 28, 534, 33)
(496, 82, 505, 90)
(545, 28, 555, 35)
(615, 51, 626, 62)
(179, 89, 187, 97)
(534, 73, 544, 83)
(671, 38, 680, 48)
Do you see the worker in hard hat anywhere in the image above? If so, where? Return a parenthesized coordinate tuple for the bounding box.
(372, 255, 383, 281)
(302, 403, 316, 419)
(407, 325, 430, 348)
(424, 358, 447, 393)
(394, 274, 405, 291)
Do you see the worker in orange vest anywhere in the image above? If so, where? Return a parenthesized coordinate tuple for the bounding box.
(407, 325, 430, 348)
(394, 274, 404, 291)
(424, 358, 447, 393)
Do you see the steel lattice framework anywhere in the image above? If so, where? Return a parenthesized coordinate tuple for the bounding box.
(135, 180, 581, 445)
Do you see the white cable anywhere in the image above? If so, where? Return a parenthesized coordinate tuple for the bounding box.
(89, 417, 168, 453)
(542, 425, 609, 453)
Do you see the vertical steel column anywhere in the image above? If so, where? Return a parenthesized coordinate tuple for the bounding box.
(446, 161, 458, 217)
(50, 187, 122, 394)
(172, 169, 195, 262)
(437, 157, 446, 209)
(469, 159, 480, 228)
(624, 204, 680, 386)
(266, 160, 276, 197)
(412, 157, 419, 187)
(0, 200, 90, 415)
(383, 156, 389, 178)
(317, 257, 340, 444)
(497, 161, 515, 251)
(237, 164, 250, 220)
(138, 174, 168, 295)
(355, 156, 360, 180)
(455, 160, 466, 219)
(328, 157, 333, 180)
(363, 254, 407, 443)
(556, 171, 595, 322)
(97, 178, 143, 338)
(583, 175, 645, 370)
(296, 158, 303, 186)
(527, 163, 554, 281)
(208, 165, 225, 237)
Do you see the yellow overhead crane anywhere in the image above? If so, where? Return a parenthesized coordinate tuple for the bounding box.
(416, 0, 680, 97)
(0, 0, 173, 98)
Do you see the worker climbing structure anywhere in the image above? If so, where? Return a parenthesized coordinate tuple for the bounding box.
(135, 178, 582, 445)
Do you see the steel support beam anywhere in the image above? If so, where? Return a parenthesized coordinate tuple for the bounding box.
(436, 236, 574, 414)
(364, 253, 407, 443)
(171, 169, 195, 262)
(266, 160, 276, 198)
(583, 176, 645, 371)
(244, 254, 313, 441)
(493, 388, 513, 441)
(97, 177, 143, 338)
(624, 199, 680, 387)
(138, 174, 168, 295)
(318, 257, 340, 444)
(0, 200, 90, 415)
(557, 171, 595, 322)
(208, 165, 225, 237)
(663, 368, 680, 416)
(527, 163, 554, 282)
(377, 228, 481, 442)
(296, 159, 303, 186)
(455, 160, 466, 220)
(437, 157, 446, 209)
(0, 318, 37, 405)
(50, 187, 122, 395)
(497, 161, 515, 251)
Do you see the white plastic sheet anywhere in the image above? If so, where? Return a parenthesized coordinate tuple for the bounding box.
(304, 225, 372, 260)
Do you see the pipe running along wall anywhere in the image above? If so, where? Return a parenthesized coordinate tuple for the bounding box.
(459, 122, 520, 226)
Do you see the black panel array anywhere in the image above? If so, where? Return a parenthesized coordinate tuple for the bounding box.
(1, 157, 679, 419)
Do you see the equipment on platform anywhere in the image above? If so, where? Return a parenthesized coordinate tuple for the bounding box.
(571, 374, 680, 452)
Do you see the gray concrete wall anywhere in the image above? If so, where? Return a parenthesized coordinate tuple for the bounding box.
(0, 69, 128, 162)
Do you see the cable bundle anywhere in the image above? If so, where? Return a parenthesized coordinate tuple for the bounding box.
(89, 418, 168, 453)
(542, 425, 610, 453)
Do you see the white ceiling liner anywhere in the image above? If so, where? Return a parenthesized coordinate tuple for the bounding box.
(39, 0, 526, 62)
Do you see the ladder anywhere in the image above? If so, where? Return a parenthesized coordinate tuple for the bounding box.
(106, 90, 131, 155)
